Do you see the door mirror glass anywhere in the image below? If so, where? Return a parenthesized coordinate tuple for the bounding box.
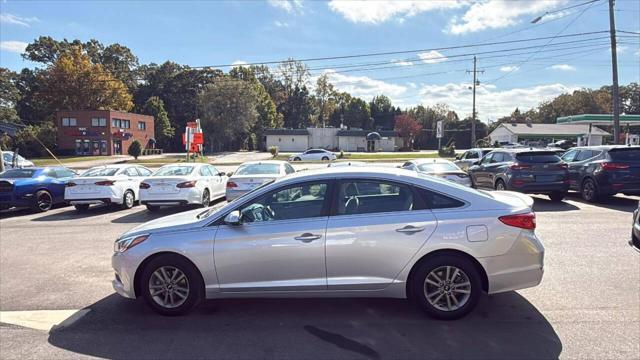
(224, 210, 242, 225)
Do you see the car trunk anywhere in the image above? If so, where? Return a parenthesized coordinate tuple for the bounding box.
(514, 152, 567, 183)
(144, 177, 190, 193)
(228, 175, 279, 191)
(607, 148, 640, 185)
(479, 189, 534, 209)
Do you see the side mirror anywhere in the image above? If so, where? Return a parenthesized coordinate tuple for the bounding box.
(226, 172, 233, 177)
(218, 171, 226, 177)
(224, 210, 242, 225)
(455, 155, 461, 160)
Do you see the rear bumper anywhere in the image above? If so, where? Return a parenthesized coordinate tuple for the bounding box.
(478, 231, 545, 294)
(141, 200, 189, 206)
(510, 181, 569, 194)
(139, 188, 201, 205)
(69, 198, 113, 205)
(66, 191, 122, 204)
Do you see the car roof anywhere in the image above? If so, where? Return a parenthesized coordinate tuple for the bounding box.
(158, 163, 206, 167)
(570, 145, 640, 151)
(408, 158, 454, 165)
(238, 160, 287, 166)
(495, 148, 558, 153)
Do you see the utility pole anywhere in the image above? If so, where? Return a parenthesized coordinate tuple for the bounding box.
(467, 56, 484, 147)
(608, 0, 621, 144)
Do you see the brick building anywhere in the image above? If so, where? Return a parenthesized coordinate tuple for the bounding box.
(56, 110, 155, 156)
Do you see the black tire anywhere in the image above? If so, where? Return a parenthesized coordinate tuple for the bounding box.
(121, 190, 135, 209)
(32, 190, 53, 212)
(146, 204, 160, 212)
(409, 255, 482, 320)
(201, 189, 210, 207)
(321, 156, 329, 161)
(548, 191, 566, 202)
(581, 178, 599, 202)
(74, 204, 90, 212)
(494, 179, 507, 191)
(293, 157, 301, 161)
(140, 254, 204, 316)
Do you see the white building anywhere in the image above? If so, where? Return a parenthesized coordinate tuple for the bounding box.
(489, 123, 610, 146)
(264, 128, 402, 152)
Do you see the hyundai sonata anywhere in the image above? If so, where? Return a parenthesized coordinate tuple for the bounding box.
(112, 167, 544, 319)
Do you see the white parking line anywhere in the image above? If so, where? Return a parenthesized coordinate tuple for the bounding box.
(0, 309, 89, 332)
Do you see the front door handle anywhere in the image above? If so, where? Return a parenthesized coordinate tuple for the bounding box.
(396, 225, 425, 234)
(294, 233, 322, 243)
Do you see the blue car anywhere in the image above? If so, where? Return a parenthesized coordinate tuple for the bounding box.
(0, 167, 77, 212)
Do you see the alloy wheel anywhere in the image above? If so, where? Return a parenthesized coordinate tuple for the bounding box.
(423, 266, 471, 312)
(37, 191, 52, 211)
(202, 190, 210, 207)
(582, 180, 596, 201)
(124, 191, 134, 208)
(495, 181, 506, 191)
(148, 266, 190, 309)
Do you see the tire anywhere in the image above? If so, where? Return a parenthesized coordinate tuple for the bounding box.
(321, 156, 329, 161)
(146, 204, 160, 212)
(201, 189, 210, 207)
(548, 191, 566, 202)
(121, 190, 135, 209)
(140, 254, 204, 316)
(32, 190, 53, 212)
(293, 157, 301, 161)
(74, 204, 90, 212)
(494, 179, 506, 191)
(409, 255, 482, 320)
(581, 178, 599, 202)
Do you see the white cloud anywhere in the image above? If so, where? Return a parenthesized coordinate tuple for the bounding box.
(417, 82, 577, 121)
(393, 59, 414, 66)
(447, 0, 565, 34)
(635, 49, 640, 57)
(268, 0, 303, 14)
(418, 50, 447, 64)
(328, 0, 464, 24)
(314, 70, 407, 100)
(231, 60, 248, 67)
(0, 13, 39, 27)
(408, 82, 417, 89)
(0, 41, 28, 54)
(499, 65, 519, 72)
(549, 64, 575, 71)
(274, 20, 289, 27)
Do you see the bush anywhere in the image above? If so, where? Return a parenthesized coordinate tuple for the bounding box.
(268, 146, 278, 158)
(493, 140, 500, 148)
(8, 123, 57, 158)
(438, 146, 455, 158)
(128, 140, 142, 160)
(338, 150, 344, 159)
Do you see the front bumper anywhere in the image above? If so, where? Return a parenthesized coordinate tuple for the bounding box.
(478, 231, 545, 294)
(0, 192, 36, 210)
(111, 252, 138, 299)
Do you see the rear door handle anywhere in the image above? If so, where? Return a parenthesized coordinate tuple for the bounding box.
(294, 233, 322, 242)
(396, 225, 425, 233)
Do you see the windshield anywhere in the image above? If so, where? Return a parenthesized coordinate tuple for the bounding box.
(81, 167, 119, 177)
(2, 152, 26, 163)
(609, 148, 640, 161)
(0, 169, 37, 178)
(154, 166, 194, 176)
(235, 164, 280, 175)
(417, 163, 460, 173)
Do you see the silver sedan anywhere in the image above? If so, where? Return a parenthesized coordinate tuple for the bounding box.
(112, 167, 544, 319)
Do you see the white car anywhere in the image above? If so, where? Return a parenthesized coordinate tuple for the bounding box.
(112, 167, 543, 319)
(288, 149, 337, 161)
(1, 151, 35, 170)
(139, 163, 227, 211)
(401, 159, 472, 187)
(65, 165, 153, 211)
(226, 160, 295, 201)
(327, 161, 367, 167)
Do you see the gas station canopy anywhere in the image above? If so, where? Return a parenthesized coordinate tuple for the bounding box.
(557, 114, 640, 126)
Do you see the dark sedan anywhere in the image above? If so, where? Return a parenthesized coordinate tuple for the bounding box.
(468, 149, 569, 201)
(0, 167, 76, 212)
(561, 146, 640, 202)
(632, 202, 640, 252)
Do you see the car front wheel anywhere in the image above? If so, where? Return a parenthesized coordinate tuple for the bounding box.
(33, 190, 53, 212)
(494, 179, 506, 191)
(140, 254, 203, 316)
(293, 157, 301, 161)
(410, 255, 482, 320)
(121, 190, 135, 209)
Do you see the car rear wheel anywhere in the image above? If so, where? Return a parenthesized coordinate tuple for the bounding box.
(410, 255, 482, 320)
(322, 156, 329, 161)
(74, 204, 90, 212)
(121, 190, 135, 209)
(581, 178, 599, 202)
(548, 191, 566, 202)
(146, 204, 160, 212)
(140, 254, 203, 316)
(494, 179, 506, 191)
(32, 190, 53, 212)
(293, 157, 301, 161)
(201, 189, 210, 207)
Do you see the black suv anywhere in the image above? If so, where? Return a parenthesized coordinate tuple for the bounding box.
(560, 146, 640, 202)
(468, 148, 570, 201)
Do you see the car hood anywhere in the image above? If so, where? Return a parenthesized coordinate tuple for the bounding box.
(0, 178, 39, 187)
(123, 202, 228, 237)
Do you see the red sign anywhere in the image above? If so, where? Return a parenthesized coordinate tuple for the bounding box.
(192, 132, 204, 145)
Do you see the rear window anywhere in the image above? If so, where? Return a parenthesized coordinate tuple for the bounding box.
(417, 163, 460, 173)
(609, 148, 640, 161)
(0, 169, 36, 178)
(515, 152, 561, 163)
(81, 167, 119, 177)
(235, 164, 280, 175)
(154, 166, 194, 176)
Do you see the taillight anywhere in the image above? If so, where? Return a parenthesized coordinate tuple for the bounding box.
(139, 182, 150, 189)
(602, 162, 630, 170)
(176, 181, 197, 188)
(95, 180, 115, 186)
(226, 181, 238, 188)
(499, 212, 536, 230)
(510, 163, 531, 170)
(65, 182, 76, 187)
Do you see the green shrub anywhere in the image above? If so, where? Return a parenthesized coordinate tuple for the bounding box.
(339, 150, 344, 159)
(438, 146, 455, 158)
(268, 146, 279, 158)
(128, 140, 142, 160)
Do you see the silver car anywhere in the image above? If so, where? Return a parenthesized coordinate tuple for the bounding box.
(226, 160, 295, 201)
(402, 159, 472, 187)
(112, 167, 544, 319)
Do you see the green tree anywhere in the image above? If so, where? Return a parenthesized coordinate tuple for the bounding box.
(314, 74, 336, 127)
(277, 59, 313, 128)
(370, 95, 395, 129)
(127, 139, 142, 159)
(10, 122, 57, 157)
(15, 68, 54, 124)
(343, 97, 371, 129)
(142, 96, 174, 149)
(0, 68, 20, 123)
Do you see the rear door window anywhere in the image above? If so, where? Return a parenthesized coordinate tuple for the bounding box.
(199, 166, 212, 176)
(137, 167, 152, 176)
(415, 187, 465, 209)
(575, 150, 597, 162)
(336, 180, 415, 215)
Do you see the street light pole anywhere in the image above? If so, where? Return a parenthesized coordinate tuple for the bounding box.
(467, 56, 483, 147)
(608, 0, 621, 144)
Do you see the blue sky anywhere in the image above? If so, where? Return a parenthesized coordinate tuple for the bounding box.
(1, 0, 639, 121)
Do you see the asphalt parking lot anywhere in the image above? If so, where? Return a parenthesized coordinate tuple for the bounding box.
(1, 191, 638, 359)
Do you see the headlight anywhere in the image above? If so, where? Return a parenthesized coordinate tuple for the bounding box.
(114, 234, 149, 253)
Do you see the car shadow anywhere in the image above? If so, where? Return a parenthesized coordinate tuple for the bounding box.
(29, 204, 120, 221)
(111, 207, 187, 223)
(566, 193, 638, 213)
(532, 197, 580, 212)
(48, 292, 562, 359)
